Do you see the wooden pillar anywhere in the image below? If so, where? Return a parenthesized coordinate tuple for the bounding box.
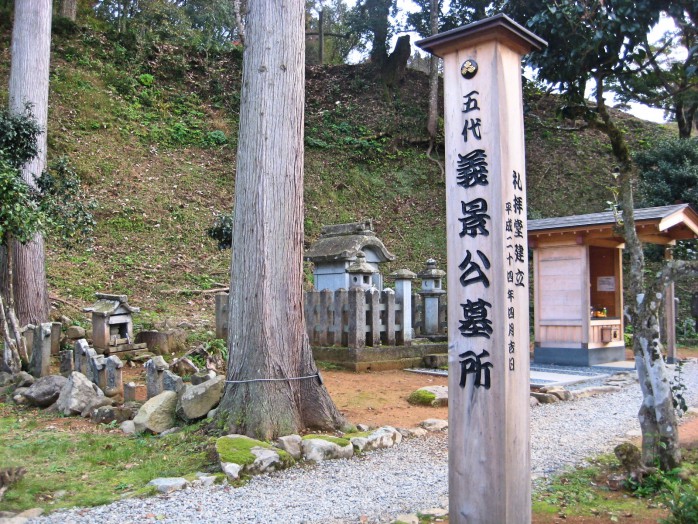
(418, 15, 545, 524)
(665, 246, 677, 364)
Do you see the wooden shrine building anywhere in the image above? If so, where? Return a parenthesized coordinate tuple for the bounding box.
(528, 204, 698, 366)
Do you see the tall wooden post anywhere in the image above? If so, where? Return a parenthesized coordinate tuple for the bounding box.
(418, 15, 545, 524)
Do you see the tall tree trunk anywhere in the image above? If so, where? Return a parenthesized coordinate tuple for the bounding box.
(7, 0, 52, 326)
(216, 0, 345, 440)
(596, 79, 681, 469)
(57, 0, 77, 21)
(426, 0, 439, 149)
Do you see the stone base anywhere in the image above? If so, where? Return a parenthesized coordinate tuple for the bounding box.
(312, 343, 447, 372)
(533, 344, 626, 367)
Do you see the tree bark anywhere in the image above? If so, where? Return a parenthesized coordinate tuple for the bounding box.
(216, 0, 345, 440)
(426, 0, 439, 147)
(596, 78, 681, 469)
(58, 0, 77, 21)
(7, 0, 52, 326)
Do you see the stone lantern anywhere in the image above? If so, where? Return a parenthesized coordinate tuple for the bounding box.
(417, 259, 446, 335)
(347, 251, 376, 290)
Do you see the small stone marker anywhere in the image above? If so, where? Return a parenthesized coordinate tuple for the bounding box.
(124, 381, 137, 402)
(417, 14, 546, 524)
(29, 323, 52, 378)
(145, 356, 169, 399)
(103, 355, 124, 400)
(59, 350, 74, 377)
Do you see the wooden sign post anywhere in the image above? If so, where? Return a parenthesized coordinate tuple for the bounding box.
(417, 15, 545, 524)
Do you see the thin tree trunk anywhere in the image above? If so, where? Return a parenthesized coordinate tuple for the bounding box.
(596, 78, 680, 469)
(7, 0, 52, 326)
(426, 0, 439, 147)
(216, 0, 344, 439)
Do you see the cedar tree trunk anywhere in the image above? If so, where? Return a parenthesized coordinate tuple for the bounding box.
(216, 0, 345, 440)
(6, 0, 52, 326)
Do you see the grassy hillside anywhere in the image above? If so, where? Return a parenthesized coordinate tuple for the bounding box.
(0, 22, 677, 330)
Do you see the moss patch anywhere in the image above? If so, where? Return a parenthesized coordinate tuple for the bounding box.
(215, 435, 294, 469)
(302, 434, 351, 447)
(407, 389, 436, 406)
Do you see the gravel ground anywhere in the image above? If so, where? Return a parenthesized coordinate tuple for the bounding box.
(31, 360, 698, 524)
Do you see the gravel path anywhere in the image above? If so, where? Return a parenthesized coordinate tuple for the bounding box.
(32, 361, 698, 524)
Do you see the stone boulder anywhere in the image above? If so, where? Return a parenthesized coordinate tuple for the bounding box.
(276, 435, 302, 460)
(216, 434, 294, 480)
(301, 437, 353, 462)
(420, 418, 448, 431)
(540, 386, 572, 401)
(191, 370, 216, 385)
(65, 325, 86, 340)
(133, 391, 178, 434)
(56, 372, 104, 416)
(530, 391, 559, 404)
(14, 371, 35, 388)
(176, 376, 225, 422)
(0, 372, 13, 387)
(408, 386, 448, 407)
(92, 404, 138, 425)
(363, 426, 402, 451)
(170, 357, 199, 378)
(23, 375, 67, 408)
(80, 397, 114, 418)
(148, 477, 189, 494)
(573, 385, 621, 399)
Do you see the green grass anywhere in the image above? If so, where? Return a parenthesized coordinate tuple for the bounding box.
(0, 404, 215, 513)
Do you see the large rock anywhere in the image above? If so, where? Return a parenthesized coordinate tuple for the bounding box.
(92, 405, 138, 425)
(176, 376, 225, 422)
(170, 357, 199, 378)
(276, 435, 302, 460)
(148, 477, 189, 494)
(530, 391, 559, 404)
(56, 372, 104, 416)
(80, 397, 114, 418)
(420, 418, 448, 431)
(14, 371, 35, 388)
(409, 386, 448, 407)
(65, 325, 86, 340)
(133, 391, 178, 434)
(540, 386, 572, 401)
(0, 371, 13, 387)
(24, 375, 68, 408)
(216, 435, 294, 479)
(363, 426, 402, 451)
(191, 370, 216, 385)
(247, 447, 285, 475)
(301, 437, 354, 462)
